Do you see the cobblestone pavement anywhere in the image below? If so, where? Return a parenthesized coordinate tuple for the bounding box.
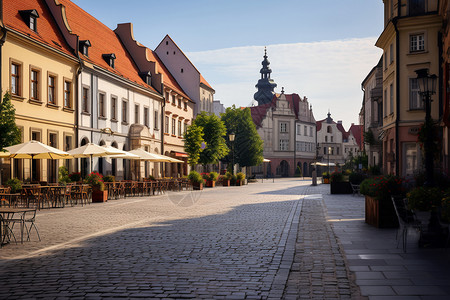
(1, 179, 344, 299)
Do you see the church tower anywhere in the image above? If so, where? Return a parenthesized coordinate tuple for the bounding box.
(254, 47, 277, 105)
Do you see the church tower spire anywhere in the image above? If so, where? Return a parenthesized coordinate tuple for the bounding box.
(254, 47, 277, 105)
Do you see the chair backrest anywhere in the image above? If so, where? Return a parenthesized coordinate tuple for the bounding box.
(391, 196, 411, 225)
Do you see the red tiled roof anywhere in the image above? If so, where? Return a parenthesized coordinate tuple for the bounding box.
(250, 95, 277, 127)
(200, 74, 213, 91)
(3, 0, 75, 57)
(57, 0, 156, 92)
(348, 124, 363, 147)
(336, 123, 348, 139)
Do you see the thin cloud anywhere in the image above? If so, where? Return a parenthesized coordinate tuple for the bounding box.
(187, 37, 382, 129)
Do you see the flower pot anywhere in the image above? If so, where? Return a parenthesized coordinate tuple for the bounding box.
(330, 182, 352, 194)
(323, 178, 330, 184)
(192, 182, 203, 190)
(92, 190, 108, 203)
(222, 180, 230, 187)
(365, 196, 398, 228)
(205, 180, 216, 188)
(236, 180, 243, 186)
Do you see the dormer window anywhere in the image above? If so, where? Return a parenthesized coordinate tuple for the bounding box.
(19, 10, 39, 32)
(102, 53, 116, 68)
(139, 71, 152, 85)
(79, 40, 91, 57)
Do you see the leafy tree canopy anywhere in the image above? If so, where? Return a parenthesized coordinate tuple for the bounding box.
(0, 92, 21, 150)
(184, 123, 204, 167)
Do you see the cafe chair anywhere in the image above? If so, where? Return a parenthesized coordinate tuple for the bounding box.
(391, 196, 422, 253)
(23, 209, 40, 242)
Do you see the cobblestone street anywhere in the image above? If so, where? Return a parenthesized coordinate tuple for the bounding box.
(1, 178, 449, 299)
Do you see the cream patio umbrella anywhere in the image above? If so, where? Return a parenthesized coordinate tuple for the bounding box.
(128, 148, 167, 161)
(67, 143, 120, 174)
(101, 146, 140, 160)
(4, 140, 72, 182)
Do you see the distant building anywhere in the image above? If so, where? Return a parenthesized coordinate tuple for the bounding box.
(361, 58, 383, 169)
(213, 100, 226, 117)
(155, 35, 215, 116)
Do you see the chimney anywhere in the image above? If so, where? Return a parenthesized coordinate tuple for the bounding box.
(337, 120, 342, 124)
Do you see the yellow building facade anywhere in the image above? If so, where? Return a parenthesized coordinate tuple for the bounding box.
(376, 0, 442, 177)
(1, 1, 78, 182)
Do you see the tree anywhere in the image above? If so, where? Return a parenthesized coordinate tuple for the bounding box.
(0, 92, 21, 184)
(193, 112, 228, 166)
(221, 106, 263, 169)
(0, 92, 21, 150)
(183, 123, 204, 167)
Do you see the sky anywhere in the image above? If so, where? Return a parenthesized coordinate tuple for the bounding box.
(72, 0, 384, 130)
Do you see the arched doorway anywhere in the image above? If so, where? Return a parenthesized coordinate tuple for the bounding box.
(111, 142, 118, 177)
(80, 138, 89, 178)
(98, 140, 106, 175)
(303, 162, 308, 177)
(280, 160, 289, 177)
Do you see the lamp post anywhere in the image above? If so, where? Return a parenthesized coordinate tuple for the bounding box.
(415, 68, 437, 187)
(328, 146, 332, 176)
(229, 132, 235, 175)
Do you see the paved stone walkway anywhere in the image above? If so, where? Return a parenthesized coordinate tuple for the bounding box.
(0, 179, 449, 299)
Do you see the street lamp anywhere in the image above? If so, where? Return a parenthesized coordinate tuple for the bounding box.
(229, 132, 235, 175)
(415, 68, 437, 187)
(328, 146, 332, 176)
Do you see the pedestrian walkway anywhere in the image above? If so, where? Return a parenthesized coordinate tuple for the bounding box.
(0, 179, 448, 299)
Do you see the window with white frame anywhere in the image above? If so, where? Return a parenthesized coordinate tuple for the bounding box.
(410, 34, 425, 53)
(111, 96, 117, 120)
(279, 139, 289, 151)
(98, 93, 106, 118)
(144, 107, 149, 127)
(390, 83, 394, 114)
(389, 43, 394, 64)
(409, 78, 423, 110)
(297, 124, 301, 135)
(280, 122, 288, 133)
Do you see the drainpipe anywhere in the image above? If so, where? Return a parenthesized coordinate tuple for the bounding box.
(394, 18, 400, 176)
(361, 85, 366, 154)
(160, 82, 165, 176)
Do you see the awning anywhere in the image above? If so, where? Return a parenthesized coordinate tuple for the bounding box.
(171, 151, 189, 158)
(310, 162, 336, 167)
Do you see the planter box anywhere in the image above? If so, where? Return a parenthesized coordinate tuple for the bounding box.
(235, 180, 244, 186)
(205, 180, 216, 188)
(92, 190, 108, 203)
(330, 182, 352, 194)
(365, 195, 398, 228)
(323, 178, 330, 184)
(192, 182, 203, 190)
(222, 180, 231, 187)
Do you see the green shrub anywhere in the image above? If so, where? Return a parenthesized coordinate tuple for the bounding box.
(68, 172, 81, 182)
(208, 172, 219, 181)
(58, 166, 71, 184)
(188, 171, 204, 184)
(360, 175, 405, 201)
(322, 172, 330, 179)
(407, 187, 443, 211)
(103, 175, 115, 182)
(224, 172, 232, 180)
(5, 178, 22, 193)
(84, 172, 105, 191)
(236, 172, 245, 180)
(349, 172, 368, 185)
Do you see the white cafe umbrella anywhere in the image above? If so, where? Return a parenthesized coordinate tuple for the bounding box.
(128, 148, 168, 161)
(102, 146, 140, 160)
(67, 143, 120, 173)
(5, 140, 72, 182)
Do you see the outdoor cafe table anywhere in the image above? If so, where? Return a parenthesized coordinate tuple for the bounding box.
(0, 207, 35, 246)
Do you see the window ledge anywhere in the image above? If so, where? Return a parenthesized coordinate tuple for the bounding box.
(407, 108, 425, 112)
(11, 95, 25, 102)
(184, 108, 188, 112)
(110, 119, 118, 123)
(46, 103, 59, 109)
(28, 99, 43, 106)
(63, 107, 74, 113)
(81, 111, 91, 116)
(98, 116, 107, 120)
(121, 121, 129, 126)
(164, 133, 169, 136)
(154, 128, 159, 131)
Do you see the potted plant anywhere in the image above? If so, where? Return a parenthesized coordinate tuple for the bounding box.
(205, 172, 219, 187)
(85, 171, 107, 202)
(322, 172, 330, 184)
(330, 171, 352, 194)
(407, 186, 443, 226)
(360, 175, 404, 228)
(222, 172, 232, 186)
(236, 172, 245, 186)
(188, 171, 204, 190)
(103, 175, 115, 182)
(5, 178, 22, 194)
(69, 172, 82, 183)
(58, 166, 71, 185)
